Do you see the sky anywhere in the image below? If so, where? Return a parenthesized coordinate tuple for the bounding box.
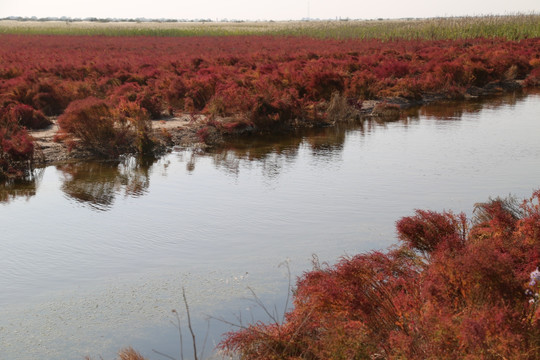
(0, 0, 539, 21)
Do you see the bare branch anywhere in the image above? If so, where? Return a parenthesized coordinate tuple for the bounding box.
(172, 309, 184, 360)
(182, 287, 198, 360)
(247, 286, 279, 324)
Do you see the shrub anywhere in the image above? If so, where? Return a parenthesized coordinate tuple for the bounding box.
(7, 103, 51, 130)
(185, 74, 218, 111)
(57, 97, 131, 156)
(374, 60, 411, 79)
(396, 210, 467, 255)
(8, 79, 68, 116)
(344, 71, 381, 99)
(137, 91, 162, 120)
(0, 127, 34, 170)
(305, 69, 345, 100)
(220, 190, 540, 359)
(165, 76, 188, 108)
(524, 67, 540, 87)
(111, 83, 163, 119)
(0, 110, 34, 179)
(206, 82, 254, 117)
(31, 83, 65, 115)
(114, 99, 155, 155)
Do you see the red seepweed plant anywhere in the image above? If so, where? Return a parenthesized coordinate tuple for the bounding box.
(6, 103, 52, 130)
(0, 103, 35, 179)
(2, 36, 539, 126)
(220, 190, 540, 359)
(1, 34, 540, 174)
(56, 97, 155, 157)
(57, 97, 125, 156)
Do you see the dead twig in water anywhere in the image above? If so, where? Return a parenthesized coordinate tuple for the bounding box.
(182, 287, 199, 360)
(153, 287, 209, 360)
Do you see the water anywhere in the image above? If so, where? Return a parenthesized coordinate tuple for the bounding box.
(1, 92, 540, 359)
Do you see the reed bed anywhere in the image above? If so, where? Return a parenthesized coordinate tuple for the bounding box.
(0, 14, 539, 39)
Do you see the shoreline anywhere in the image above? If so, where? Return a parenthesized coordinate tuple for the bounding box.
(30, 79, 529, 167)
(31, 114, 204, 165)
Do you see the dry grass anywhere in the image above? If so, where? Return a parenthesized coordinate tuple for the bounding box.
(118, 347, 147, 360)
(325, 92, 362, 124)
(1, 14, 539, 39)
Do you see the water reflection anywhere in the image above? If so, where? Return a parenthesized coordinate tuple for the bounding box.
(206, 121, 352, 177)
(406, 91, 524, 120)
(57, 156, 153, 211)
(0, 168, 43, 204)
(0, 91, 533, 207)
(210, 136, 302, 178)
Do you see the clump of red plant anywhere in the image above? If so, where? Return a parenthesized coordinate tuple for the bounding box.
(0, 103, 36, 180)
(220, 190, 540, 359)
(1, 34, 540, 172)
(56, 97, 154, 156)
(4, 103, 52, 130)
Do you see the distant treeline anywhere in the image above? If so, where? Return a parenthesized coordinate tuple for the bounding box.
(1, 16, 222, 23)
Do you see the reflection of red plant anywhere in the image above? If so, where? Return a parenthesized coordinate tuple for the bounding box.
(221, 190, 540, 359)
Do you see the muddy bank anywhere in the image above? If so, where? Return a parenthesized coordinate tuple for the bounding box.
(30, 80, 527, 166)
(31, 115, 204, 165)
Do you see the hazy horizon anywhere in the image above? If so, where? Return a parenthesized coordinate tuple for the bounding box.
(1, 0, 539, 22)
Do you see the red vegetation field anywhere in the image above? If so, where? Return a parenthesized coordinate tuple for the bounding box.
(1, 34, 540, 177)
(220, 191, 540, 359)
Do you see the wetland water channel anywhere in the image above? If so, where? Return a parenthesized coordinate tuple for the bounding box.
(1, 92, 540, 360)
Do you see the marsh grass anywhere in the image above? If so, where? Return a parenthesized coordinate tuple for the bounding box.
(1, 14, 539, 40)
(277, 14, 540, 40)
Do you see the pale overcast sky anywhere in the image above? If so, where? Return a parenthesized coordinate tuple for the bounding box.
(0, 0, 538, 21)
